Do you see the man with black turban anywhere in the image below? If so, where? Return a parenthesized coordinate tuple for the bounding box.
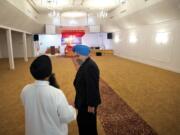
(20, 55, 76, 135)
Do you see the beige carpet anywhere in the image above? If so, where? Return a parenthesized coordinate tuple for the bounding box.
(0, 55, 180, 135)
(0, 57, 105, 135)
(72, 57, 158, 135)
(92, 55, 180, 135)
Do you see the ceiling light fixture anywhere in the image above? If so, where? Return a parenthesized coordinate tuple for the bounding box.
(84, 0, 120, 10)
(61, 11, 87, 18)
(97, 10, 108, 19)
(48, 10, 60, 17)
(38, 0, 71, 9)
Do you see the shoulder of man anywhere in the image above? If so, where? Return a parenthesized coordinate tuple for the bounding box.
(87, 58, 99, 70)
(21, 83, 34, 94)
(50, 86, 66, 98)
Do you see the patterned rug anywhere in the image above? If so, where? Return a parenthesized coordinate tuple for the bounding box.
(72, 58, 158, 135)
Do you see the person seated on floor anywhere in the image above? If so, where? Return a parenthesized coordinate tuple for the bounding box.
(20, 55, 76, 135)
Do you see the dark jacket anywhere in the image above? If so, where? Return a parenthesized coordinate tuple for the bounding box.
(73, 57, 101, 110)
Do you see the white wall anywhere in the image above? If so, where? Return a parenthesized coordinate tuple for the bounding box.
(113, 19, 180, 73)
(0, 44, 1, 58)
(6, 0, 39, 21)
(12, 31, 24, 58)
(0, 29, 33, 58)
(0, 29, 8, 58)
(102, 33, 113, 50)
(0, 1, 44, 34)
(0, 30, 1, 58)
(82, 33, 113, 49)
(27, 35, 34, 57)
(82, 33, 103, 48)
(37, 33, 113, 55)
(45, 24, 56, 34)
(39, 34, 61, 54)
(12, 32, 33, 58)
(38, 14, 99, 27)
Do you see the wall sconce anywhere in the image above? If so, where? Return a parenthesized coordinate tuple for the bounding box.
(156, 32, 169, 44)
(114, 32, 120, 43)
(129, 34, 138, 44)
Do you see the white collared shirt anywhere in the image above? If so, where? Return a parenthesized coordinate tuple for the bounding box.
(20, 80, 76, 135)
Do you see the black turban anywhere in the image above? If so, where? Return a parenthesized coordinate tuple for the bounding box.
(30, 55, 52, 80)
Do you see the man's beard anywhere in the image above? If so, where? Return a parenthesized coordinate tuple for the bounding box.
(76, 59, 83, 65)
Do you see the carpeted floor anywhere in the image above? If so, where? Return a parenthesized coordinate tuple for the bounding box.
(98, 79, 157, 135)
(72, 58, 157, 135)
(0, 57, 105, 135)
(92, 55, 180, 135)
(0, 55, 180, 135)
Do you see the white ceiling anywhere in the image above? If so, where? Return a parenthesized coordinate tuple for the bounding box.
(1, 0, 180, 33)
(111, 0, 180, 29)
(27, 0, 122, 14)
(0, 0, 44, 33)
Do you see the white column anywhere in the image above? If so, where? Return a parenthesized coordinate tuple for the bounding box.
(6, 29, 15, 70)
(23, 33, 28, 62)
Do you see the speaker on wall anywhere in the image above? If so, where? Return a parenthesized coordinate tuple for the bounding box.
(107, 33, 113, 39)
(33, 34, 39, 41)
